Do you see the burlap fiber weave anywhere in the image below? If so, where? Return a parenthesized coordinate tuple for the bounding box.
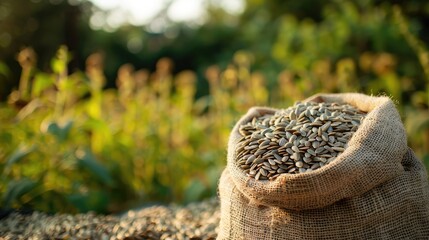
(217, 93, 429, 240)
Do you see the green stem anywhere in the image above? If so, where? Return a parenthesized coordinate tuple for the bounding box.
(393, 6, 429, 106)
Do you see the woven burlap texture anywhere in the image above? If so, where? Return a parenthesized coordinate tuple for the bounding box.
(218, 93, 429, 240)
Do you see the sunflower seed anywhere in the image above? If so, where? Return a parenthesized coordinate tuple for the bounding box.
(236, 101, 366, 179)
(260, 168, 268, 176)
(278, 138, 287, 146)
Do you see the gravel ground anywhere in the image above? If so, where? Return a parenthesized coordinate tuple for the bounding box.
(0, 198, 220, 240)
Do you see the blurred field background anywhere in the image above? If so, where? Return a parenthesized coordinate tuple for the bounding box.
(1, 0, 429, 214)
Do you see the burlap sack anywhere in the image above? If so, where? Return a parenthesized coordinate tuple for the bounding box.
(218, 93, 429, 239)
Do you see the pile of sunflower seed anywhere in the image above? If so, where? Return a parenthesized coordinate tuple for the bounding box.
(0, 198, 219, 240)
(236, 101, 366, 180)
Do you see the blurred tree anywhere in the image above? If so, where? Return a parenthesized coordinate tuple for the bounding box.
(0, 0, 83, 100)
(2, 0, 429, 101)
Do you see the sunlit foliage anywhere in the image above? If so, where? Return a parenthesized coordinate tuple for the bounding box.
(1, 3, 429, 213)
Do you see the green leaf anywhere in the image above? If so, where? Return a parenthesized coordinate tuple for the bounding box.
(76, 149, 114, 186)
(51, 58, 66, 74)
(51, 46, 70, 74)
(31, 73, 54, 97)
(47, 122, 61, 136)
(184, 179, 206, 203)
(405, 109, 429, 135)
(67, 191, 109, 213)
(2, 179, 38, 208)
(61, 120, 73, 138)
(46, 120, 73, 142)
(0, 61, 10, 77)
(4, 145, 36, 173)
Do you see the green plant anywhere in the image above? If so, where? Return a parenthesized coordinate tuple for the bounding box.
(1, 3, 429, 213)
